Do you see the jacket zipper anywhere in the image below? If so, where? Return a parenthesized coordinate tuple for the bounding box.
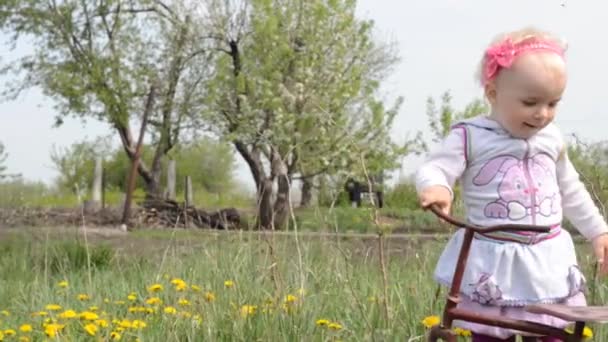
(523, 140, 536, 225)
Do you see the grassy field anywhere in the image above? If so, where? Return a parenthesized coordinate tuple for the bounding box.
(0, 225, 606, 341)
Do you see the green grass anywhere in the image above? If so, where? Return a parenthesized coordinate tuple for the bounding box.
(0, 229, 606, 341)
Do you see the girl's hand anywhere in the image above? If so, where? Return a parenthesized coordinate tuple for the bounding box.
(419, 185, 452, 216)
(592, 233, 608, 275)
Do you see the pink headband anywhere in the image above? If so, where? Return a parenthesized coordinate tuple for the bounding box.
(482, 37, 565, 86)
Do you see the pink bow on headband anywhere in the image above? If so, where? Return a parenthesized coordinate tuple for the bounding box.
(482, 37, 565, 85)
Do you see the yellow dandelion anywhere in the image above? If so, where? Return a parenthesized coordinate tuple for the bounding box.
(328, 322, 343, 330)
(224, 280, 234, 288)
(77, 294, 90, 301)
(422, 315, 441, 328)
(45, 304, 61, 311)
(0, 310, 9, 317)
(132, 320, 147, 329)
(146, 308, 155, 314)
(57, 280, 69, 288)
(89, 306, 99, 312)
(4, 329, 16, 336)
(127, 294, 137, 301)
(454, 328, 472, 337)
(204, 292, 216, 302)
(164, 306, 177, 315)
(240, 305, 257, 318)
(104, 298, 110, 303)
(117, 319, 132, 329)
(19, 324, 32, 333)
(31, 311, 47, 317)
(171, 278, 187, 290)
(95, 319, 109, 328)
(284, 294, 298, 304)
(178, 298, 190, 306)
(44, 323, 65, 338)
(110, 331, 122, 340)
(80, 311, 99, 321)
(565, 325, 593, 339)
(147, 284, 163, 292)
(58, 310, 77, 319)
(146, 297, 162, 305)
(191, 285, 201, 292)
(84, 323, 97, 336)
(316, 319, 330, 326)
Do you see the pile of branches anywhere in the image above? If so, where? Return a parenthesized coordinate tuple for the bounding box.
(139, 199, 241, 229)
(0, 201, 241, 230)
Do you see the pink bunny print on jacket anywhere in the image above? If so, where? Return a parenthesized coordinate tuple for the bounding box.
(472, 153, 560, 221)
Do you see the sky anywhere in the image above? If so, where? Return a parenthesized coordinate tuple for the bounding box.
(0, 0, 606, 193)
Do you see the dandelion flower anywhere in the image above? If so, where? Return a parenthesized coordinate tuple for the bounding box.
(77, 294, 90, 301)
(132, 320, 147, 329)
(284, 294, 297, 304)
(0, 310, 9, 316)
(316, 319, 330, 326)
(178, 298, 190, 306)
(204, 292, 216, 302)
(328, 322, 343, 330)
(43, 323, 65, 338)
(127, 293, 137, 301)
(45, 304, 61, 311)
(19, 324, 32, 333)
(171, 278, 188, 291)
(240, 305, 257, 318)
(95, 319, 109, 328)
(224, 280, 234, 288)
(58, 310, 77, 319)
(4, 329, 16, 336)
(84, 323, 97, 336)
(565, 325, 593, 339)
(422, 315, 441, 328)
(80, 311, 99, 321)
(164, 306, 177, 315)
(89, 306, 99, 312)
(31, 311, 47, 317)
(57, 281, 69, 288)
(191, 285, 201, 292)
(147, 284, 163, 293)
(146, 297, 162, 305)
(110, 331, 122, 340)
(117, 319, 132, 329)
(454, 328, 472, 337)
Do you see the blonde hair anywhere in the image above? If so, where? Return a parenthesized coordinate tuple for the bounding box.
(475, 27, 568, 86)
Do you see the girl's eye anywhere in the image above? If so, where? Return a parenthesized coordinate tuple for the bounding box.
(522, 100, 536, 107)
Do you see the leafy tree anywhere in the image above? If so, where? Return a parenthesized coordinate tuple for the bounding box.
(203, 0, 411, 228)
(0, 0, 210, 198)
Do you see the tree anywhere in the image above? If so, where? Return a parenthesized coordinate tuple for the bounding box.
(203, 0, 410, 228)
(0, 0, 210, 198)
(50, 136, 112, 194)
(426, 91, 488, 142)
(0, 141, 8, 180)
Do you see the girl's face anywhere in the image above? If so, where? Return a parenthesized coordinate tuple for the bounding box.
(485, 52, 567, 139)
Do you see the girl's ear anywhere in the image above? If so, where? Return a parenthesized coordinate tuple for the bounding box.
(485, 81, 497, 106)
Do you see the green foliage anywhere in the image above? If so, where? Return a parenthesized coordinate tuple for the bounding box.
(567, 136, 608, 218)
(426, 91, 488, 143)
(205, 0, 412, 187)
(384, 181, 420, 210)
(47, 241, 114, 274)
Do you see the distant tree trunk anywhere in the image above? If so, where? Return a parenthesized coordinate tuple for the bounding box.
(300, 177, 313, 207)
